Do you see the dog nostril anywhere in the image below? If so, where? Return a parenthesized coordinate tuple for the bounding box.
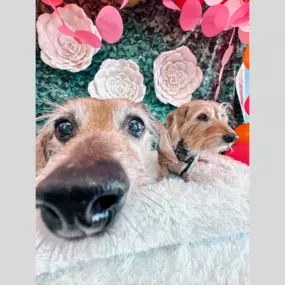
(40, 206, 63, 232)
(85, 194, 121, 224)
(223, 133, 238, 143)
(92, 195, 120, 213)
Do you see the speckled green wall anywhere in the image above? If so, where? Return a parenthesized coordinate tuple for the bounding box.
(36, 0, 245, 129)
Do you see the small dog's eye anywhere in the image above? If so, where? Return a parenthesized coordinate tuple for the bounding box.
(55, 119, 74, 142)
(197, 113, 209, 122)
(127, 117, 145, 138)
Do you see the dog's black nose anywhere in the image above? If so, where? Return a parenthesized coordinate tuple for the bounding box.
(36, 160, 129, 239)
(223, 133, 238, 143)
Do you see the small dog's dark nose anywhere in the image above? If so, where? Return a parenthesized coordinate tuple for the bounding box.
(36, 160, 129, 239)
(223, 133, 238, 143)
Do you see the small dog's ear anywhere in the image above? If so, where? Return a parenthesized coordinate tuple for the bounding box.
(156, 121, 178, 164)
(165, 105, 189, 147)
(167, 105, 189, 130)
(176, 105, 189, 127)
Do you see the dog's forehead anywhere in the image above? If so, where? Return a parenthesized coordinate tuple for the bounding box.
(65, 98, 148, 130)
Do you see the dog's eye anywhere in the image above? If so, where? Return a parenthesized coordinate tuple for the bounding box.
(197, 113, 209, 122)
(55, 119, 74, 142)
(127, 117, 145, 138)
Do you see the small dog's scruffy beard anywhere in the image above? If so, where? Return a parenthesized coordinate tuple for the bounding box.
(182, 136, 234, 156)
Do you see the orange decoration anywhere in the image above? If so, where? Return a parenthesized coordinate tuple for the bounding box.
(243, 45, 250, 69)
(234, 123, 250, 144)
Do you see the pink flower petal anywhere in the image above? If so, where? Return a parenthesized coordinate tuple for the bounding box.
(163, 0, 181, 11)
(58, 25, 74, 37)
(96, 6, 123, 44)
(41, 0, 63, 7)
(224, 0, 243, 16)
(204, 0, 224, 6)
(239, 24, 249, 32)
(180, 0, 202, 31)
(230, 2, 249, 27)
(238, 28, 249, 44)
(223, 0, 243, 30)
(120, 0, 129, 9)
(201, 5, 230, 37)
(74, 30, 102, 48)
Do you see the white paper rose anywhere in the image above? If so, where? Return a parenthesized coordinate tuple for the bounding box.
(36, 4, 101, 72)
(154, 46, 203, 107)
(88, 59, 146, 102)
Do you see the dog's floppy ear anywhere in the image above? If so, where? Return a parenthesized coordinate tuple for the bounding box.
(155, 120, 178, 163)
(165, 105, 189, 147)
(170, 105, 189, 128)
(36, 124, 54, 173)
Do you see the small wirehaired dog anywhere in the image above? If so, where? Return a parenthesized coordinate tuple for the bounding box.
(158, 100, 238, 182)
(36, 98, 177, 240)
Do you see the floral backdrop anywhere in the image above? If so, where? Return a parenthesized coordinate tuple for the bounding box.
(36, 0, 246, 130)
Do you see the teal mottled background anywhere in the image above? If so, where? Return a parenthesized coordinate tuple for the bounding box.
(36, 0, 245, 129)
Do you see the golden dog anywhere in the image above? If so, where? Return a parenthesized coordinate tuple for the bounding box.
(36, 98, 177, 239)
(158, 100, 238, 182)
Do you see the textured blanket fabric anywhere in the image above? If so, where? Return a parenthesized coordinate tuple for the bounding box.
(36, 153, 249, 285)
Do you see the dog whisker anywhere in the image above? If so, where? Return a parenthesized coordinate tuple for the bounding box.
(141, 192, 164, 211)
(38, 98, 67, 110)
(121, 212, 150, 247)
(36, 114, 52, 122)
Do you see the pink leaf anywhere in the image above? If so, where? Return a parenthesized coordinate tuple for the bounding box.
(214, 28, 235, 100)
(204, 0, 224, 6)
(74, 30, 102, 48)
(163, 0, 181, 11)
(201, 5, 230, 37)
(41, 0, 63, 7)
(238, 28, 249, 44)
(58, 25, 74, 37)
(96, 6, 123, 44)
(120, 0, 129, 9)
(180, 0, 202, 31)
(214, 84, 221, 101)
(230, 2, 249, 27)
(41, 0, 66, 26)
(221, 45, 234, 65)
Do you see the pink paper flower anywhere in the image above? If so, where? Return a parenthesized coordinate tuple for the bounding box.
(154, 46, 203, 107)
(36, 4, 101, 72)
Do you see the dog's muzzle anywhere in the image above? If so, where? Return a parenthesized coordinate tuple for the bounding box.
(36, 160, 130, 240)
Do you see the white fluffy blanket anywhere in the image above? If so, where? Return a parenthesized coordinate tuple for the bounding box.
(36, 153, 249, 285)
